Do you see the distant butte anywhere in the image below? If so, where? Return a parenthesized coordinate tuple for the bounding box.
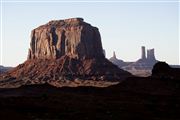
(0, 18, 132, 88)
(109, 46, 158, 77)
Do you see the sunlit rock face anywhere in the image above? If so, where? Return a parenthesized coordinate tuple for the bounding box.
(28, 18, 104, 60)
(0, 18, 132, 88)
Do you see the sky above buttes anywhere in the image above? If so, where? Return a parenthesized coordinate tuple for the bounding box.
(0, 0, 179, 67)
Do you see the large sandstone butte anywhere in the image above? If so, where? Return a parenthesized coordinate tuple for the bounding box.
(0, 18, 131, 88)
(28, 18, 104, 60)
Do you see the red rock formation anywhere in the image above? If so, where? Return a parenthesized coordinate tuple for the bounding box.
(28, 18, 104, 60)
(0, 18, 132, 87)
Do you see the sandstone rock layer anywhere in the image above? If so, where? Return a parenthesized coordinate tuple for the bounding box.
(28, 18, 104, 60)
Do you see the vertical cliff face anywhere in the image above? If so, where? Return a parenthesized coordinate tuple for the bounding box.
(141, 46, 146, 60)
(147, 49, 156, 61)
(28, 18, 104, 60)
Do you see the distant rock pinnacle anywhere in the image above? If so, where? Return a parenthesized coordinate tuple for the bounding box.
(141, 46, 146, 60)
(109, 46, 158, 77)
(113, 51, 116, 59)
(147, 49, 156, 61)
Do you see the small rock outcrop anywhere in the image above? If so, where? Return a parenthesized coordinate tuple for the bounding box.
(152, 62, 180, 79)
(152, 62, 170, 74)
(0, 18, 132, 88)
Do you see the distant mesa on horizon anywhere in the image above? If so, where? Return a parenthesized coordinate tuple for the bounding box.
(109, 46, 158, 77)
(108, 46, 180, 77)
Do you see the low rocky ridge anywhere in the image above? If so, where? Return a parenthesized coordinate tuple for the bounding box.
(152, 62, 180, 79)
(0, 66, 13, 74)
(0, 18, 131, 88)
(109, 51, 132, 68)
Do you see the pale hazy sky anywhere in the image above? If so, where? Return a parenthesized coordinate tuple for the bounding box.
(0, 0, 179, 67)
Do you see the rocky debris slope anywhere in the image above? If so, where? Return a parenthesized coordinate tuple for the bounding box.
(0, 18, 132, 88)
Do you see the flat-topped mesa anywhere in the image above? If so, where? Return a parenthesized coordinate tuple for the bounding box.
(28, 18, 104, 60)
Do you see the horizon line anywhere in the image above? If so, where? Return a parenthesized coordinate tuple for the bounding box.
(1, 0, 180, 3)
